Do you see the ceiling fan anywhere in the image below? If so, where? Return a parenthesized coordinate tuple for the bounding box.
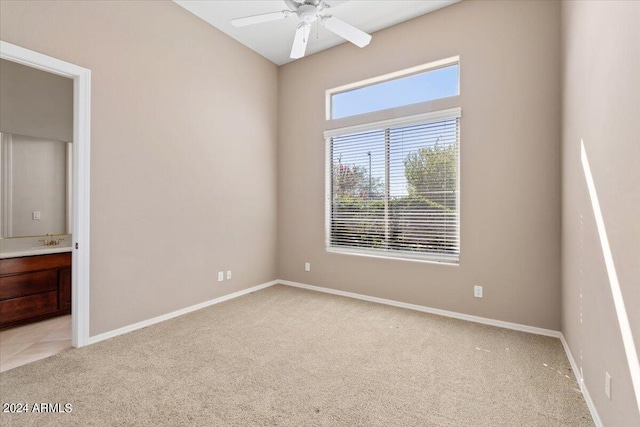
(231, 0, 372, 60)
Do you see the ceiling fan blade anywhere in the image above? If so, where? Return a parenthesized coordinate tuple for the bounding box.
(322, 0, 350, 8)
(290, 23, 311, 59)
(231, 10, 291, 27)
(322, 16, 372, 48)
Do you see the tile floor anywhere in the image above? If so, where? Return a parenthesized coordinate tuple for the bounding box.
(0, 315, 71, 372)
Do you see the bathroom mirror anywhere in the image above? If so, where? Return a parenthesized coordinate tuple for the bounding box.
(0, 132, 72, 239)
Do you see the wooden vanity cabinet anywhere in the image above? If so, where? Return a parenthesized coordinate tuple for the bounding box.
(0, 253, 71, 330)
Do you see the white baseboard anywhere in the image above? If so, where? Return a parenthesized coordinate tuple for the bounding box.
(278, 280, 561, 338)
(88, 280, 279, 345)
(560, 333, 604, 427)
(560, 333, 582, 384)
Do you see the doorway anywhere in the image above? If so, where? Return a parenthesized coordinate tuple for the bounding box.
(0, 41, 91, 348)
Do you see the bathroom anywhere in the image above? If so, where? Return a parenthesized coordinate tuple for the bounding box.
(0, 58, 73, 371)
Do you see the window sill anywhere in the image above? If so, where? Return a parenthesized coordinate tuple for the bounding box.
(326, 247, 459, 266)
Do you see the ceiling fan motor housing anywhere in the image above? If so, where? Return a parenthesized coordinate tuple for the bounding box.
(297, 4, 319, 24)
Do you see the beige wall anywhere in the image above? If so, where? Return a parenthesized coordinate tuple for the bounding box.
(278, 0, 562, 330)
(0, 58, 73, 142)
(0, 0, 279, 335)
(2, 3, 636, 422)
(561, 1, 640, 425)
(8, 134, 68, 237)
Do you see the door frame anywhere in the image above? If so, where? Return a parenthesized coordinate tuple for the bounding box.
(1, 41, 91, 347)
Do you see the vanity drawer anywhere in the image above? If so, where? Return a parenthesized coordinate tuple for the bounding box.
(0, 270, 58, 300)
(0, 291, 58, 324)
(0, 253, 71, 275)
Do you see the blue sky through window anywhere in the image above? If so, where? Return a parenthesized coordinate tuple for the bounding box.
(331, 64, 459, 120)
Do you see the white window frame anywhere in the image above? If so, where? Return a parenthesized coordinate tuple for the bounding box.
(325, 56, 460, 120)
(324, 107, 462, 265)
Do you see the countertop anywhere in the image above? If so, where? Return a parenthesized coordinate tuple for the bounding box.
(0, 246, 73, 259)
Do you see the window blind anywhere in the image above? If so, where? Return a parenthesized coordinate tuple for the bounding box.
(327, 112, 460, 262)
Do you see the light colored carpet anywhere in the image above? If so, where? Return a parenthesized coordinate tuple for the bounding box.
(0, 285, 593, 426)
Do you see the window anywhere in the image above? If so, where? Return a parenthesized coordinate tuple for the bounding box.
(324, 108, 461, 263)
(327, 57, 459, 120)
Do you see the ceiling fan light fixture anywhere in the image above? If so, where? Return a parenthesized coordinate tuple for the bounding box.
(297, 4, 319, 24)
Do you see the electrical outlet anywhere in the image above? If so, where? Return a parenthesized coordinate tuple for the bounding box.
(474, 285, 483, 298)
(217, 271, 224, 282)
(226, 270, 232, 280)
(304, 262, 310, 272)
(605, 372, 611, 400)
(32, 211, 41, 220)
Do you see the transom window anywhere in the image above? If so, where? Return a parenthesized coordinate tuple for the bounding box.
(327, 57, 459, 120)
(325, 109, 460, 263)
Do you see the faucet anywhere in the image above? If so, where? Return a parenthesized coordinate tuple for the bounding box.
(39, 235, 65, 246)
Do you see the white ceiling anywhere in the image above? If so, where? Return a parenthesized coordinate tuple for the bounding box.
(174, 1, 461, 66)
